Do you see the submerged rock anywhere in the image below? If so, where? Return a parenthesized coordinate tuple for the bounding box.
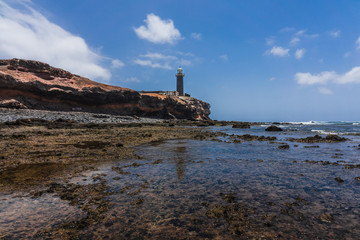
(232, 122, 251, 129)
(278, 144, 290, 150)
(334, 177, 344, 183)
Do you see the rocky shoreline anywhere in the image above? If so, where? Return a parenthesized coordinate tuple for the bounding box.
(0, 107, 163, 124)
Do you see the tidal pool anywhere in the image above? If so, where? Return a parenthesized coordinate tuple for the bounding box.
(1, 136, 360, 239)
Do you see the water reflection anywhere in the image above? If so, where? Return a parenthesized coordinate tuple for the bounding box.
(174, 146, 186, 180)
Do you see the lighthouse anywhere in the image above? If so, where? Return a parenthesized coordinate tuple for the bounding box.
(176, 66, 184, 96)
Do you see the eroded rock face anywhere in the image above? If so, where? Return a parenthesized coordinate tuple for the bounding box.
(0, 59, 211, 120)
(139, 93, 211, 120)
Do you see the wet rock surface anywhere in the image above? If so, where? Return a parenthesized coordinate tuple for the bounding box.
(229, 134, 277, 142)
(1, 116, 360, 239)
(232, 122, 251, 129)
(265, 125, 283, 131)
(288, 134, 348, 143)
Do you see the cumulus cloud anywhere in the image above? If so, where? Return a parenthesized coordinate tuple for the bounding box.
(190, 32, 202, 40)
(295, 71, 337, 85)
(329, 30, 341, 38)
(134, 13, 181, 44)
(337, 66, 360, 84)
(295, 48, 306, 59)
(0, 0, 113, 81)
(318, 87, 333, 95)
(266, 46, 290, 57)
(295, 66, 360, 85)
(134, 52, 191, 70)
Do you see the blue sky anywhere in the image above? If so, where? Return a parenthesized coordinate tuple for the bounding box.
(1, 0, 360, 121)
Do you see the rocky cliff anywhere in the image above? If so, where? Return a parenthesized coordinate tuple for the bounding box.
(0, 59, 210, 120)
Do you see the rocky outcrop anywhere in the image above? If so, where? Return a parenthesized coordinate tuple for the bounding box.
(0, 59, 210, 120)
(265, 125, 283, 131)
(232, 122, 251, 129)
(288, 134, 347, 143)
(139, 93, 210, 120)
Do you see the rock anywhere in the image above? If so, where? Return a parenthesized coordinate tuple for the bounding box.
(334, 177, 344, 183)
(139, 93, 210, 120)
(0, 99, 28, 109)
(354, 177, 360, 182)
(318, 213, 334, 223)
(288, 134, 348, 143)
(0, 58, 211, 120)
(265, 125, 283, 131)
(232, 122, 251, 129)
(278, 144, 290, 150)
(325, 135, 347, 142)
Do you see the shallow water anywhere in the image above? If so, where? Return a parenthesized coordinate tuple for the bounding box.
(1, 124, 360, 239)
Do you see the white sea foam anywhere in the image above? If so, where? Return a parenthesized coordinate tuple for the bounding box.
(289, 121, 330, 125)
(311, 129, 339, 135)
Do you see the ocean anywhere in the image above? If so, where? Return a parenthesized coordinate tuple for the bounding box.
(1, 121, 360, 239)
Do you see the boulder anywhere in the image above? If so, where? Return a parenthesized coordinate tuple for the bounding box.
(265, 125, 283, 131)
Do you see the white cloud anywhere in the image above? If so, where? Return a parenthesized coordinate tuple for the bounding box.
(337, 66, 360, 84)
(269, 77, 276, 81)
(290, 37, 300, 45)
(296, 29, 306, 36)
(265, 37, 275, 46)
(111, 59, 125, 69)
(318, 87, 333, 95)
(329, 30, 341, 38)
(133, 59, 172, 70)
(266, 46, 290, 57)
(295, 71, 337, 85)
(356, 36, 360, 49)
(0, 0, 112, 81)
(190, 32, 201, 40)
(344, 52, 351, 58)
(219, 54, 228, 61)
(134, 52, 192, 70)
(133, 13, 181, 44)
(295, 48, 306, 59)
(295, 66, 360, 85)
(141, 52, 177, 60)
